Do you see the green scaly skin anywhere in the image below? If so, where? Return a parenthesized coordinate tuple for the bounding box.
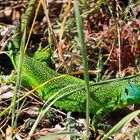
(10, 54, 140, 114)
(6, 0, 140, 115)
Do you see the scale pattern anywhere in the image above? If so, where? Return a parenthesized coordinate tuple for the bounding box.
(16, 55, 140, 113)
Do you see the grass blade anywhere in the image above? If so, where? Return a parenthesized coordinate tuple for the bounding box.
(74, 0, 90, 139)
(101, 109, 140, 140)
(39, 131, 80, 140)
(28, 84, 85, 138)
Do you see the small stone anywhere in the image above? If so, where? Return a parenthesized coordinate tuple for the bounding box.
(4, 7, 12, 16)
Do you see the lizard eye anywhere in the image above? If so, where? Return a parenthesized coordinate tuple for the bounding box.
(125, 88, 128, 95)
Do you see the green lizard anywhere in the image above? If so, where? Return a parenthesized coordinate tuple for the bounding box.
(7, 52, 140, 113)
(3, 0, 140, 130)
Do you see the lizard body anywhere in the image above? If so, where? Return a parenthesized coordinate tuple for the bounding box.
(5, 0, 140, 115)
(10, 54, 140, 114)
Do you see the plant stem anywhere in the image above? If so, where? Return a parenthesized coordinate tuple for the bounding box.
(74, 0, 90, 139)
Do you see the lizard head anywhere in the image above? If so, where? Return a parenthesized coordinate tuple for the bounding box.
(121, 82, 140, 105)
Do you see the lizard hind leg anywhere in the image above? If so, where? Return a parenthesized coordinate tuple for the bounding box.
(91, 108, 112, 133)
